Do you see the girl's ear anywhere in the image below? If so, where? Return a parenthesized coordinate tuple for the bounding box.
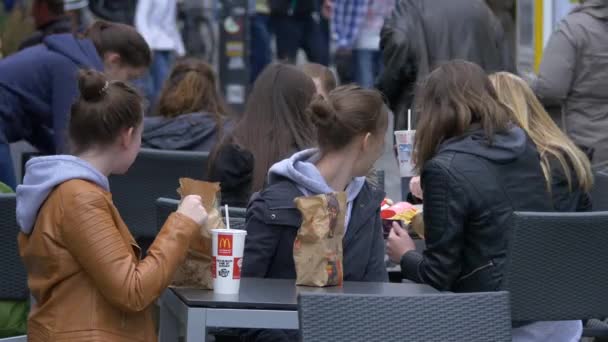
(103, 52, 122, 66)
(119, 127, 135, 149)
(361, 132, 373, 152)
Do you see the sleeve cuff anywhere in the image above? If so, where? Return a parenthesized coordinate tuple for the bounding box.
(400, 250, 423, 282)
(169, 212, 201, 234)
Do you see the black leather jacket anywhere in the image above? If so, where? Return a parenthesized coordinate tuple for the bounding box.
(548, 154, 592, 212)
(401, 128, 553, 292)
(377, 0, 514, 130)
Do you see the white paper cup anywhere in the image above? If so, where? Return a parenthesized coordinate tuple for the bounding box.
(211, 229, 247, 294)
(394, 130, 416, 177)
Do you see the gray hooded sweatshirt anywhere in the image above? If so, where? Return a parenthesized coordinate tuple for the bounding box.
(267, 149, 366, 232)
(142, 112, 232, 152)
(16, 155, 109, 234)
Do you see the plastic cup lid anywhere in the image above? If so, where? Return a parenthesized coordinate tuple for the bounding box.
(211, 228, 247, 235)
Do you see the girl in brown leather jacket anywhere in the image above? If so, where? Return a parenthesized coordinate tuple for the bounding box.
(16, 69, 208, 341)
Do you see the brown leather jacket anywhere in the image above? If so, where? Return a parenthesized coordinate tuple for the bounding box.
(18, 179, 199, 341)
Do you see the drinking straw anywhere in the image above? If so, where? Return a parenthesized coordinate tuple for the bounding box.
(225, 204, 230, 229)
(407, 109, 412, 131)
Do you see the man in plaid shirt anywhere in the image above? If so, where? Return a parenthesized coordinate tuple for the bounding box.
(331, 0, 395, 88)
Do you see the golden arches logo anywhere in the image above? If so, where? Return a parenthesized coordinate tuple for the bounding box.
(219, 238, 232, 249)
(218, 234, 233, 256)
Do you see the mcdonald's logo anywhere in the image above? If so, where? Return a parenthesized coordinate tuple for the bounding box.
(219, 238, 231, 249)
(218, 234, 233, 256)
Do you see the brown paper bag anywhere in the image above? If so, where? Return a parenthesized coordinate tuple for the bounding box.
(171, 178, 225, 289)
(293, 192, 347, 287)
(410, 211, 425, 239)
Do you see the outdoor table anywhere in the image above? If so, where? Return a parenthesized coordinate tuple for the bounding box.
(159, 277, 439, 341)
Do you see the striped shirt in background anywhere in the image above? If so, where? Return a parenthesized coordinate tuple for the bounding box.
(332, 0, 395, 50)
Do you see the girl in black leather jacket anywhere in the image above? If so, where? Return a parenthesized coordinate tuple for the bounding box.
(386, 61, 552, 293)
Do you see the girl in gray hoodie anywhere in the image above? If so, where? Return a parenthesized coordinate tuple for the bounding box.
(241, 85, 389, 342)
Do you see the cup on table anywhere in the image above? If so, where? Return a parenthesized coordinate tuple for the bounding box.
(394, 130, 416, 178)
(211, 229, 247, 294)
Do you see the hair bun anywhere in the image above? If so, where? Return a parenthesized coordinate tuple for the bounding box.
(78, 69, 108, 102)
(308, 95, 338, 129)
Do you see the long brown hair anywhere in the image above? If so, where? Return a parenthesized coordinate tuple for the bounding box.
(413, 60, 512, 171)
(490, 72, 593, 192)
(157, 58, 231, 119)
(69, 69, 143, 154)
(156, 58, 231, 140)
(210, 63, 317, 192)
(85, 21, 151, 67)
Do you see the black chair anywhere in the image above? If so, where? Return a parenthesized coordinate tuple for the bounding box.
(591, 171, 608, 211)
(503, 212, 608, 325)
(0, 194, 28, 341)
(298, 291, 512, 341)
(0, 194, 28, 301)
(109, 149, 209, 248)
(155, 197, 247, 232)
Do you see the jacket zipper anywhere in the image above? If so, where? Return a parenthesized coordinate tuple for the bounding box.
(458, 261, 494, 282)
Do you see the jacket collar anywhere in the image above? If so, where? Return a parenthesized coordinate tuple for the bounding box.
(343, 183, 385, 250)
(264, 178, 385, 247)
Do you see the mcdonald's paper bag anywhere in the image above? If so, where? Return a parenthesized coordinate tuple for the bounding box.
(293, 192, 347, 287)
(171, 178, 225, 289)
(410, 211, 425, 239)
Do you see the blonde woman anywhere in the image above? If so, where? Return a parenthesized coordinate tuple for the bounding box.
(490, 72, 593, 212)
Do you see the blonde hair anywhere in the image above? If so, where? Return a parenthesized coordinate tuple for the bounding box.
(490, 72, 593, 192)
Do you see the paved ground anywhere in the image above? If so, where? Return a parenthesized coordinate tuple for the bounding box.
(375, 111, 402, 201)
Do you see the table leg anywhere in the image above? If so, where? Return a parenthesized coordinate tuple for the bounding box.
(185, 307, 206, 342)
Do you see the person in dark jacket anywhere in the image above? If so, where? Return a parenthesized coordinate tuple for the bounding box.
(207, 63, 317, 207)
(243, 85, 388, 341)
(491, 72, 593, 213)
(387, 61, 582, 341)
(143, 58, 233, 152)
(377, 0, 514, 130)
(269, 0, 329, 65)
(531, 0, 608, 172)
(18, 0, 72, 51)
(0, 21, 150, 190)
(485, 0, 516, 70)
(0, 22, 150, 190)
(88, 0, 136, 25)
